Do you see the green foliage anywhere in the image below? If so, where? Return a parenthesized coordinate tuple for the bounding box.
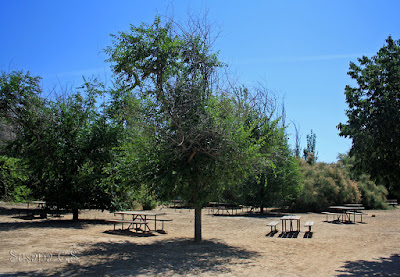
(106, 16, 258, 208)
(338, 36, 400, 197)
(240, 111, 302, 211)
(293, 153, 389, 211)
(136, 184, 158, 210)
(293, 160, 361, 212)
(0, 71, 124, 218)
(303, 129, 317, 165)
(336, 153, 388, 209)
(106, 16, 260, 241)
(0, 155, 30, 202)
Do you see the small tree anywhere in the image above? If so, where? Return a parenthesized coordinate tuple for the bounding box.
(291, 121, 301, 159)
(303, 129, 317, 165)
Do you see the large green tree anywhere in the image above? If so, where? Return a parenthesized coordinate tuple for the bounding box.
(106, 16, 259, 242)
(338, 36, 400, 197)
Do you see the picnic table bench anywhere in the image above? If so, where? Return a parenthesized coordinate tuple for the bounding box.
(346, 211, 368, 223)
(106, 219, 150, 232)
(143, 218, 173, 233)
(321, 211, 342, 222)
(386, 199, 398, 207)
(267, 221, 279, 232)
(304, 221, 314, 232)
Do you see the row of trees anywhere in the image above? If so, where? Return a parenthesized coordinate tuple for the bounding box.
(1, 16, 399, 242)
(0, 72, 122, 220)
(0, 16, 302, 242)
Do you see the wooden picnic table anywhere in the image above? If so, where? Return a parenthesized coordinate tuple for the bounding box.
(112, 211, 168, 232)
(208, 202, 242, 215)
(280, 215, 301, 233)
(386, 199, 398, 207)
(329, 206, 365, 223)
(27, 201, 46, 208)
(343, 203, 364, 207)
(24, 201, 47, 218)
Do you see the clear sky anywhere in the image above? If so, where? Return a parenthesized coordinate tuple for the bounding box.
(1, 0, 400, 163)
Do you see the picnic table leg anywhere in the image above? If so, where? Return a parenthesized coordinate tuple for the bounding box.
(26, 203, 31, 216)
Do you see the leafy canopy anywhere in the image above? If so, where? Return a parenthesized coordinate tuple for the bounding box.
(338, 36, 400, 197)
(0, 71, 122, 218)
(106, 16, 260, 242)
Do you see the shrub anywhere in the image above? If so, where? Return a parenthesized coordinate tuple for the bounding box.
(336, 153, 388, 209)
(357, 178, 388, 209)
(137, 184, 158, 210)
(0, 155, 30, 202)
(292, 158, 388, 212)
(292, 160, 361, 212)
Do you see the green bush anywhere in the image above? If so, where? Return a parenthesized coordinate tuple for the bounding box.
(292, 158, 388, 212)
(336, 153, 388, 209)
(292, 160, 361, 212)
(0, 155, 31, 202)
(10, 185, 32, 202)
(357, 178, 388, 209)
(137, 184, 157, 210)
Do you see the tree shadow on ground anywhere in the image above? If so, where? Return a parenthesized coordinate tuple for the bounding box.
(336, 254, 400, 276)
(0, 219, 109, 231)
(2, 238, 260, 276)
(0, 206, 27, 217)
(0, 205, 112, 231)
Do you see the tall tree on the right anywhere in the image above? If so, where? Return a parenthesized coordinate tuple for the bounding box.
(338, 36, 400, 198)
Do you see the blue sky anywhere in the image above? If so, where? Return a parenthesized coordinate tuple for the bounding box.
(1, 0, 400, 163)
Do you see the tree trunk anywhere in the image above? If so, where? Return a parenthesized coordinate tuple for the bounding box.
(194, 206, 202, 243)
(259, 173, 266, 215)
(72, 208, 79, 221)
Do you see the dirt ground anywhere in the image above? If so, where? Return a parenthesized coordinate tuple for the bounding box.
(0, 202, 399, 276)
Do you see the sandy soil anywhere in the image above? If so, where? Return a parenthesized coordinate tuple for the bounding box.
(0, 202, 399, 276)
